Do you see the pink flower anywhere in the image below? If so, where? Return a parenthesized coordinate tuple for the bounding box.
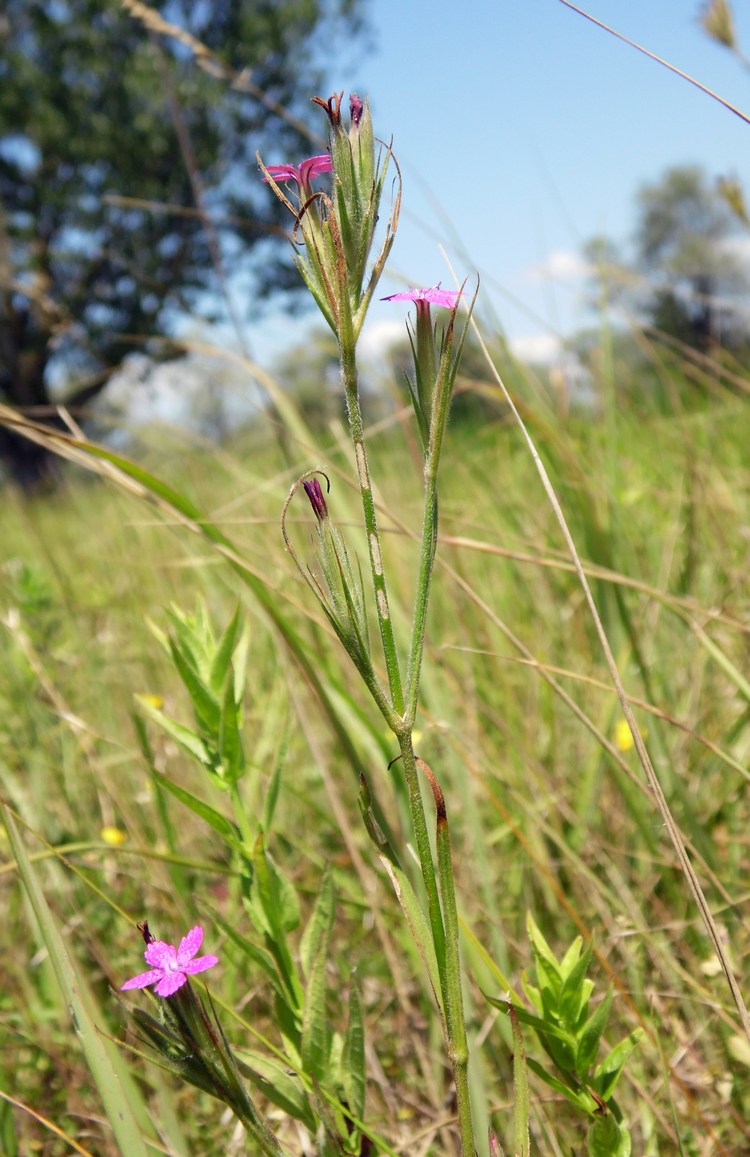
(261, 153, 332, 187)
(121, 925, 219, 998)
(381, 283, 463, 309)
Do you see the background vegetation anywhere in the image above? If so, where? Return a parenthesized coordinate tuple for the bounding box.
(2, 2, 750, 1154)
(3, 333, 750, 1152)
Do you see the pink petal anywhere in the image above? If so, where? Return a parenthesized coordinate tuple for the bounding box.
(263, 163, 301, 184)
(121, 968, 164, 991)
(154, 971, 188, 997)
(299, 154, 332, 183)
(183, 953, 219, 975)
(144, 941, 176, 968)
(382, 283, 462, 308)
(176, 925, 203, 965)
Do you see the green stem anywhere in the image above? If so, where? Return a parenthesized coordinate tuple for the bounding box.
(406, 745, 475, 1155)
(433, 781, 474, 1154)
(397, 733, 446, 995)
(405, 454, 439, 726)
(339, 336, 404, 714)
(405, 314, 455, 724)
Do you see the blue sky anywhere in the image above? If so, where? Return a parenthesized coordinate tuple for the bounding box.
(250, 0, 750, 366)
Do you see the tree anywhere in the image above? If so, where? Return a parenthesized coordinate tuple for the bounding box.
(634, 165, 749, 350)
(0, 0, 363, 487)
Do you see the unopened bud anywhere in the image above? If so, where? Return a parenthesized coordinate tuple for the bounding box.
(303, 477, 329, 522)
(350, 92, 364, 126)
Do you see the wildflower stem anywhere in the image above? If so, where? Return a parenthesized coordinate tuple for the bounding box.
(405, 450, 439, 726)
(338, 336, 404, 714)
(396, 733, 446, 992)
(431, 776, 473, 1155)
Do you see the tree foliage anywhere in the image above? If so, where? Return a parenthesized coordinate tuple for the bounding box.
(0, 0, 363, 485)
(583, 164, 750, 372)
(634, 165, 749, 349)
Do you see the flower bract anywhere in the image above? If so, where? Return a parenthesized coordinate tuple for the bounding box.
(382, 282, 462, 309)
(121, 924, 219, 997)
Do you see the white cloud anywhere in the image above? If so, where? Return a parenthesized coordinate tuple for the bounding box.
(358, 318, 406, 359)
(508, 333, 562, 364)
(524, 249, 590, 285)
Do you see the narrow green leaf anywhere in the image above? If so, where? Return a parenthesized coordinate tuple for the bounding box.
(358, 776, 443, 1017)
(558, 939, 594, 1028)
(246, 835, 303, 1012)
(209, 605, 243, 695)
(342, 977, 366, 1123)
(485, 995, 572, 1044)
(232, 619, 251, 706)
(150, 769, 240, 848)
(592, 1029, 644, 1101)
(235, 1049, 317, 1131)
(525, 1057, 597, 1115)
(300, 923, 332, 1082)
(576, 987, 614, 1077)
(559, 935, 585, 979)
(135, 696, 213, 767)
(168, 637, 221, 734)
(3, 807, 152, 1156)
(526, 912, 563, 1005)
(300, 869, 335, 980)
(210, 913, 285, 1000)
(164, 605, 211, 678)
(250, 834, 301, 937)
(262, 733, 285, 834)
(219, 669, 245, 785)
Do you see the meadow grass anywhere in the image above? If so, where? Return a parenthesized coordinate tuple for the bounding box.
(2, 346, 750, 1154)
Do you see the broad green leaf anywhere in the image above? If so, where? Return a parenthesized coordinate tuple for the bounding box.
(576, 987, 614, 1077)
(3, 807, 152, 1156)
(150, 770, 241, 848)
(342, 978, 366, 1124)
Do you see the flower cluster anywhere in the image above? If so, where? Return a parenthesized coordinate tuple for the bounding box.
(258, 91, 398, 340)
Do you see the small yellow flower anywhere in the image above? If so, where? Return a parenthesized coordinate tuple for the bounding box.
(614, 719, 634, 752)
(614, 718, 647, 752)
(141, 694, 164, 710)
(101, 826, 127, 846)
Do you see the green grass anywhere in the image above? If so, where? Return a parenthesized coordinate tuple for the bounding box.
(2, 358, 750, 1155)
